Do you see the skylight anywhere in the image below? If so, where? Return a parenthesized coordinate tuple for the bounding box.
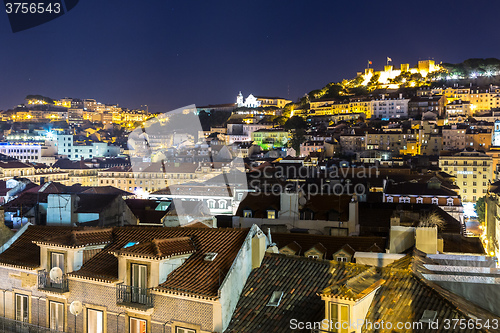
(204, 252, 218, 261)
(123, 241, 139, 249)
(419, 310, 437, 323)
(267, 291, 284, 307)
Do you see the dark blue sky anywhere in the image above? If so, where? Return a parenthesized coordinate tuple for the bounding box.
(1, 0, 500, 113)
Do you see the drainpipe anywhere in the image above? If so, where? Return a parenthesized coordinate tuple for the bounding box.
(2, 289, 5, 332)
(163, 320, 173, 333)
(117, 312, 126, 333)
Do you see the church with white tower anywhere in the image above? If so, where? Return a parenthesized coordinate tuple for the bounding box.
(237, 92, 262, 108)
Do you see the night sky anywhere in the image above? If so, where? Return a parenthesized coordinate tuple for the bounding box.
(1, 0, 500, 113)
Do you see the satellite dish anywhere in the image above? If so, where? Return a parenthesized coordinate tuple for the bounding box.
(49, 267, 63, 282)
(69, 301, 83, 316)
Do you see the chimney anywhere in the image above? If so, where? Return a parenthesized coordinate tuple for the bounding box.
(415, 227, 438, 254)
(252, 228, 266, 268)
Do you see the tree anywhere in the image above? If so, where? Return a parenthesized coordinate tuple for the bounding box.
(271, 115, 286, 126)
(289, 129, 306, 156)
(284, 116, 307, 131)
(476, 196, 486, 223)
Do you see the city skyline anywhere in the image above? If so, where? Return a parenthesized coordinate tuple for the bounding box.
(1, 0, 500, 112)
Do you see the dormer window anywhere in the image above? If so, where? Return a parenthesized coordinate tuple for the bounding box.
(432, 197, 439, 205)
(416, 197, 423, 204)
(267, 210, 276, 219)
(386, 196, 393, 203)
(447, 197, 454, 206)
(330, 302, 349, 331)
(243, 210, 252, 218)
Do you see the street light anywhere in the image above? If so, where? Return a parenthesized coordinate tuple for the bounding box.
(69, 301, 82, 333)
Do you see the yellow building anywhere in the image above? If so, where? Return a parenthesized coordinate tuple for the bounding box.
(439, 150, 493, 203)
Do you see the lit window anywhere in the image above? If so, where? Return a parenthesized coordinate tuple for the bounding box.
(87, 309, 103, 333)
(15, 294, 28, 323)
(267, 210, 276, 219)
(49, 301, 64, 331)
(130, 317, 147, 333)
(330, 302, 349, 333)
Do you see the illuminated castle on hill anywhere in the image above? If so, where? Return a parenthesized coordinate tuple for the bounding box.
(358, 59, 441, 88)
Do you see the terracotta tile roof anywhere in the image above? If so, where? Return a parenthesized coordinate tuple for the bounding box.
(111, 237, 196, 260)
(321, 267, 385, 301)
(227, 251, 499, 333)
(33, 228, 113, 248)
(0, 225, 249, 298)
(0, 225, 93, 269)
(364, 251, 499, 331)
(72, 226, 249, 297)
(225, 254, 368, 333)
(272, 233, 387, 259)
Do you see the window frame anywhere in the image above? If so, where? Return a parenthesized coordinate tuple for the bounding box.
(49, 300, 65, 332)
(86, 308, 104, 333)
(15, 293, 29, 323)
(329, 302, 349, 333)
(129, 317, 147, 333)
(50, 252, 65, 274)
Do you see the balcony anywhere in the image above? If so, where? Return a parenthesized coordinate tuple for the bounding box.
(37, 270, 69, 293)
(0, 316, 56, 333)
(116, 284, 153, 309)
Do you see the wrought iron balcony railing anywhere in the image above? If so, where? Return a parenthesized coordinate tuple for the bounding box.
(116, 284, 153, 308)
(37, 270, 69, 293)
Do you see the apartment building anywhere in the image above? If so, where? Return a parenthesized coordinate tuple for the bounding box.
(439, 150, 493, 202)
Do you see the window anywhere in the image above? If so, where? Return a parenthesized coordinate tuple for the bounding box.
(15, 294, 28, 323)
(243, 210, 252, 218)
(337, 256, 348, 262)
(130, 317, 147, 333)
(432, 197, 439, 205)
(51, 252, 65, 275)
(176, 328, 196, 333)
(87, 309, 103, 333)
(49, 301, 64, 331)
(330, 302, 349, 333)
(218, 200, 227, 210)
(267, 210, 276, 219)
(207, 200, 215, 209)
(416, 197, 423, 204)
(131, 264, 147, 303)
(266, 291, 284, 306)
(308, 255, 319, 259)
